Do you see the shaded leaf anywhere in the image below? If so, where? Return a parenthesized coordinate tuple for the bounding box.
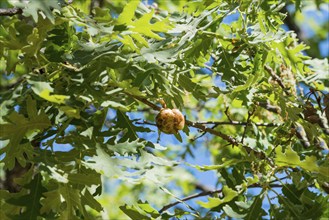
(81, 189, 103, 212)
(40, 190, 61, 214)
(245, 194, 266, 220)
(67, 173, 101, 187)
(7, 173, 46, 220)
(120, 204, 151, 220)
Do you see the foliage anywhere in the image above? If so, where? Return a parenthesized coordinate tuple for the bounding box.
(0, 0, 328, 219)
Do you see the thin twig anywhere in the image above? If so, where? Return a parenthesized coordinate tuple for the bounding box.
(185, 120, 240, 145)
(136, 108, 153, 112)
(249, 183, 283, 188)
(135, 120, 156, 126)
(241, 108, 255, 143)
(269, 176, 288, 184)
(225, 107, 233, 122)
(191, 124, 218, 141)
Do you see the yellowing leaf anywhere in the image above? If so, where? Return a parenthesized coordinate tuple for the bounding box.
(28, 80, 69, 104)
(40, 90, 69, 104)
(116, 1, 139, 25)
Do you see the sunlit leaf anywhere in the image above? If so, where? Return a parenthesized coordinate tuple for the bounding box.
(28, 80, 69, 104)
(275, 146, 329, 178)
(197, 186, 238, 208)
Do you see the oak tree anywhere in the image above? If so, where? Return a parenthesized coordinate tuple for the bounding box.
(1, 0, 328, 219)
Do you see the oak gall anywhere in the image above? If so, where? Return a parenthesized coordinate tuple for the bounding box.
(156, 108, 185, 134)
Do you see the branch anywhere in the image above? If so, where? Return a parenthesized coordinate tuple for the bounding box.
(131, 96, 239, 144)
(194, 182, 214, 192)
(192, 107, 230, 141)
(193, 121, 279, 127)
(129, 95, 266, 159)
(186, 121, 265, 159)
(258, 101, 282, 114)
(159, 183, 283, 213)
(135, 120, 156, 126)
(191, 124, 218, 141)
(264, 65, 290, 96)
(185, 120, 239, 146)
(293, 123, 311, 148)
(137, 120, 279, 127)
(269, 176, 289, 184)
(0, 8, 22, 16)
(225, 107, 233, 122)
(159, 188, 222, 213)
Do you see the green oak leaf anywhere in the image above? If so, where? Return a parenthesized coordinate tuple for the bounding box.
(197, 186, 238, 209)
(7, 173, 46, 220)
(275, 146, 329, 178)
(9, 0, 61, 23)
(0, 96, 51, 169)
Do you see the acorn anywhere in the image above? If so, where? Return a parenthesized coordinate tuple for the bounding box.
(156, 107, 185, 134)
